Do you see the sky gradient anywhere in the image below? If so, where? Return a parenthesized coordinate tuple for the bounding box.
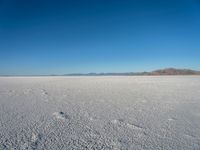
(0, 0, 200, 75)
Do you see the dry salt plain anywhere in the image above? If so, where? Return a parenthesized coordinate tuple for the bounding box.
(0, 76, 200, 150)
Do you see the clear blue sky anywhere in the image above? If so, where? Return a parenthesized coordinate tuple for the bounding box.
(0, 0, 200, 75)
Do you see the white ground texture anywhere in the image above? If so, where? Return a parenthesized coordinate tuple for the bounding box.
(0, 76, 200, 150)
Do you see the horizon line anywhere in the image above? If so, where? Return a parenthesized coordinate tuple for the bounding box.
(0, 67, 200, 77)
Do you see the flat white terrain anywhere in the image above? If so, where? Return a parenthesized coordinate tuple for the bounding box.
(0, 76, 200, 150)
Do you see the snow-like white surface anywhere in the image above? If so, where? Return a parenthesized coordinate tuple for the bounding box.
(0, 76, 200, 150)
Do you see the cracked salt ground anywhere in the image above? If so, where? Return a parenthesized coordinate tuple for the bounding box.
(111, 119, 144, 131)
(31, 133, 43, 149)
(53, 112, 70, 120)
(0, 76, 200, 149)
(41, 89, 48, 96)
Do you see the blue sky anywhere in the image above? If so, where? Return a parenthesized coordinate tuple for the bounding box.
(0, 0, 200, 75)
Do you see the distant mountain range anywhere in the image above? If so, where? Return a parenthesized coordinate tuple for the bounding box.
(64, 68, 200, 76)
(1, 68, 200, 76)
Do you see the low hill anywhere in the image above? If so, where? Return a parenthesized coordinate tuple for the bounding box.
(64, 68, 200, 76)
(148, 68, 200, 75)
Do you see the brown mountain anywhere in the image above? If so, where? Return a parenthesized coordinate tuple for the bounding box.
(60, 68, 200, 76)
(148, 68, 200, 75)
